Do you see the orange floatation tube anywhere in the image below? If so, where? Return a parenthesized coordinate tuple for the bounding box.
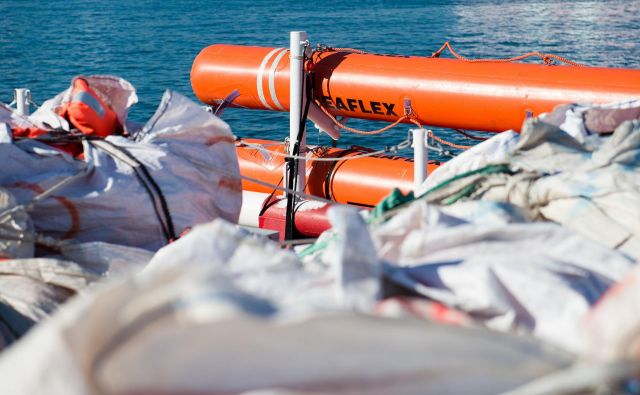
(237, 138, 440, 207)
(192, 44, 640, 132)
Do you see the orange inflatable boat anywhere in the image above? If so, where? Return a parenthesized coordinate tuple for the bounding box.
(192, 44, 640, 132)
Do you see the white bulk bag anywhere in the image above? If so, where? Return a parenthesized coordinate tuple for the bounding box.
(0, 258, 99, 350)
(0, 86, 241, 251)
(0, 219, 571, 395)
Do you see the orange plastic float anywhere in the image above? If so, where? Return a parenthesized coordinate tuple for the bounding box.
(237, 139, 440, 207)
(192, 44, 640, 132)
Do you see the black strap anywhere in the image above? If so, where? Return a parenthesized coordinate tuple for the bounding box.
(285, 69, 314, 240)
(258, 176, 284, 217)
(91, 140, 177, 243)
(322, 147, 361, 201)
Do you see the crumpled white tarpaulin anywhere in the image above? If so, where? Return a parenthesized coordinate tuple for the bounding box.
(417, 100, 640, 260)
(144, 208, 380, 312)
(367, 200, 635, 352)
(421, 99, 640, 193)
(417, 131, 520, 195)
(541, 99, 640, 142)
(0, 218, 572, 395)
(0, 185, 154, 350)
(0, 77, 241, 251)
(0, 257, 100, 350)
(581, 264, 640, 362)
(0, 188, 34, 259)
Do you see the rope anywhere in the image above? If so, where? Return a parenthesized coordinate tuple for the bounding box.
(91, 140, 177, 243)
(299, 163, 514, 257)
(241, 130, 458, 161)
(431, 41, 584, 67)
(330, 47, 367, 54)
(428, 130, 472, 150)
(314, 44, 367, 54)
(427, 142, 456, 158)
(27, 96, 39, 109)
(313, 98, 422, 135)
(422, 163, 512, 197)
(368, 163, 514, 226)
(0, 229, 67, 252)
(453, 128, 489, 141)
(257, 176, 283, 217)
(241, 173, 333, 205)
(310, 46, 422, 135)
(238, 139, 412, 162)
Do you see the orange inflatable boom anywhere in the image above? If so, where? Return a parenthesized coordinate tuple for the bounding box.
(192, 44, 640, 132)
(237, 139, 440, 207)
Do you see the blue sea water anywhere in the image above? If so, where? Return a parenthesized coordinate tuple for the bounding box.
(1, 0, 639, 156)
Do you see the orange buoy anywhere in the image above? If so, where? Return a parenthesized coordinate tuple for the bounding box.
(192, 44, 640, 132)
(237, 139, 440, 207)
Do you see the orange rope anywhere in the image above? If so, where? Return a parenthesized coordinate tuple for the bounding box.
(313, 98, 421, 135)
(431, 41, 584, 67)
(310, 44, 481, 147)
(311, 46, 421, 135)
(428, 131, 472, 150)
(314, 97, 476, 152)
(314, 97, 471, 150)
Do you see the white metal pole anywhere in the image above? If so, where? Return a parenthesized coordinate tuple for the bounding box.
(289, 31, 308, 192)
(15, 88, 30, 116)
(282, 163, 288, 198)
(413, 128, 428, 192)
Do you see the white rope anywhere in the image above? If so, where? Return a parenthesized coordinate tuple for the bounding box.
(238, 139, 412, 162)
(427, 141, 456, 158)
(0, 229, 66, 250)
(240, 173, 334, 204)
(26, 97, 39, 109)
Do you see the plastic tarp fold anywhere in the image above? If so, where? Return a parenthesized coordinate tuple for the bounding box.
(0, 188, 34, 259)
(0, 258, 99, 350)
(540, 99, 640, 142)
(144, 209, 379, 312)
(0, 79, 241, 251)
(0, 218, 571, 395)
(0, 237, 153, 348)
(368, 200, 635, 353)
(0, 183, 153, 349)
(57, 241, 153, 278)
(417, 101, 640, 261)
(581, 265, 640, 362)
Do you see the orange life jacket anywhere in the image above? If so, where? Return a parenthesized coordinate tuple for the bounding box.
(57, 78, 120, 137)
(11, 127, 48, 139)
